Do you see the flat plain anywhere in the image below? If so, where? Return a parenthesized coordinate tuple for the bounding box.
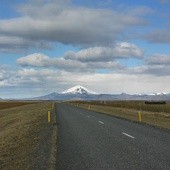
(0, 101, 35, 110)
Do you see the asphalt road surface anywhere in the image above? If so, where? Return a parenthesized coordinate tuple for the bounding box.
(56, 103, 170, 170)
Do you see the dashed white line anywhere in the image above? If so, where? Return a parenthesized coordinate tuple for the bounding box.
(87, 116, 90, 118)
(80, 113, 82, 114)
(98, 121, 104, 124)
(122, 132, 135, 139)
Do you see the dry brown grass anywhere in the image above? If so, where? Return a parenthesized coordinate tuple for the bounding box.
(0, 102, 57, 170)
(72, 100, 170, 113)
(0, 101, 36, 110)
(71, 102, 170, 130)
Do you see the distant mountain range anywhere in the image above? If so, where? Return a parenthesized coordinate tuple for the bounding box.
(32, 85, 170, 101)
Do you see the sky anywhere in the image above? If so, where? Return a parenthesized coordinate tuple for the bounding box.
(0, 0, 170, 98)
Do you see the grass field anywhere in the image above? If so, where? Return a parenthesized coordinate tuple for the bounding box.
(70, 101, 170, 130)
(0, 101, 57, 170)
(72, 100, 170, 113)
(0, 101, 36, 110)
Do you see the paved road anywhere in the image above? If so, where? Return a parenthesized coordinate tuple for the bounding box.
(56, 103, 170, 170)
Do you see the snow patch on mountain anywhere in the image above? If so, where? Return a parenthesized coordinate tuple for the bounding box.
(148, 92, 170, 96)
(60, 85, 98, 95)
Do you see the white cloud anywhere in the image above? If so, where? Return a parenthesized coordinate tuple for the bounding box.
(65, 42, 143, 62)
(17, 53, 94, 72)
(17, 52, 124, 72)
(17, 53, 50, 67)
(124, 53, 170, 76)
(127, 65, 170, 76)
(0, 68, 8, 81)
(17, 49, 128, 72)
(0, 0, 169, 98)
(1, 64, 170, 98)
(144, 28, 170, 44)
(147, 54, 170, 65)
(0, 0, 148, 52)
(3, 67, 170, 94)
(0, 65, 17, 87)
(17, 42, 143, 72)
(0, 36, 30, 52)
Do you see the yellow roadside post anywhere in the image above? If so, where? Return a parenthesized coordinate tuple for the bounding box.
(88, 105, 91, 109)
(48, 111, 51, 123)
(52, 103, 54, 109)
(138, 111, 142, 122)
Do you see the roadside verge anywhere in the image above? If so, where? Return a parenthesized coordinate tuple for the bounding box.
(0, 102, 57, 170)
(70, 103, 170, 130)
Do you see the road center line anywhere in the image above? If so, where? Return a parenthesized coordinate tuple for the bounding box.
(87, 116, 90, 118)
(122, 132, 135, 139)
(98, 121, 104, 124)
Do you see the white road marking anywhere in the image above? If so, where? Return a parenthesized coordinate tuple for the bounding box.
(87, 116, 90, 118)
(98, 121, 104, 124)
(80, 113, 82, 114)
(122, 132, 135, 139)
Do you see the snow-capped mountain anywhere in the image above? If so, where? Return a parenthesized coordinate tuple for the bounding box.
(32, 85, 98, 100)
(30, 85, 170, 101)
(61, 85, 98, 95)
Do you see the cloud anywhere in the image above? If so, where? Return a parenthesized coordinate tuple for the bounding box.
(147, 54, 170, 65)
(144, 28, 170, 44)
(157, 0, 170, 4)
(17, 68, 63, 84)
(128, 65, 170, 76)
(17, 42, 143, 72)
(17, 53, 50, 67)
(2, 67, 170, 96)
(17, 53, 93, 72)
(0, 35, 50, 53)
(0, 66, 9, 81)
(17, 53, 123, 72)
(65, 42, 143, 62)
(125, 53, 170, 76)
(0, 0, 147, 52)
(1, 55, 170, 97)
(0, 65, 16, 87)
